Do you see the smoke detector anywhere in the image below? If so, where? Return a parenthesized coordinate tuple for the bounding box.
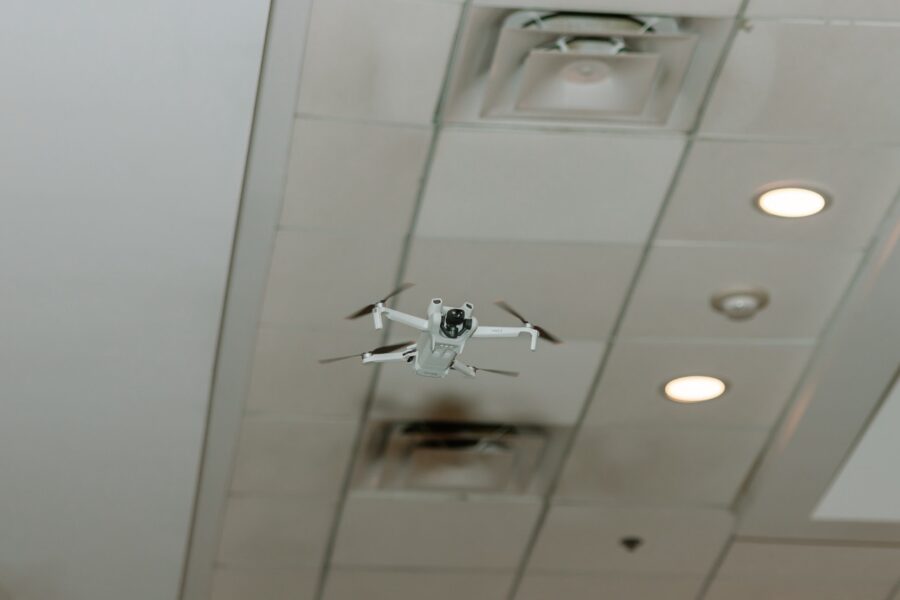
(711, 287, 770, 321)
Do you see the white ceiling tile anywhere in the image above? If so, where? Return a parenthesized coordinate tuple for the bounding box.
(516, 573, 703, 600)
(705, 541, 900, 600)
(619, 244, 862, 339)
(584, 339, 813, 429)
(230, 416, 356, 497)
(529, 505, 732, 574)
(217, 497, 334, 568)
(332, 495, 541, 569)
(416, 128, 684, 243)
(324, 569, 512, 600)
(702, 22, 900, 142)
(557, 424, 767, 505)
(658, 141, 900, 247)
(260, 230, 404, 326)
(372, 338, 604, 425)
(211, 568, 318, 600)
(748, 0, 900, 20)
(398, 237, 642, 341)
(281, 119, 430, 235)
(297, 0, 461, 124)
(246, 327, 380, 418)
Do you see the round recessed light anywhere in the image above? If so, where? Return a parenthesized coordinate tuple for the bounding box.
(663, 375, 727, 403)
(755, 186, 828, 218)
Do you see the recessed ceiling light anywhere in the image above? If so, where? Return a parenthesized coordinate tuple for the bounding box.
(663, 375, 727, 403)
(755, 186, 828, 218)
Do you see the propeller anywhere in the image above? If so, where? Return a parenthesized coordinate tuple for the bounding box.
(494, 300, 562, 344)
(346, 283, 414, 320)
(474, 366, 520, 378)
(318, 341, 414, 365)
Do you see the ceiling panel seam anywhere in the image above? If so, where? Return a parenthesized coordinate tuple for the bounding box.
(745, 16, 900, 25)
(294, 111, 435, 131)
(734, 535, 900, 549)
(694, 533, 737, 600)
(326, 564, 516, 575)
(310, 2, 475, 598)
(696, 132, 900, 147)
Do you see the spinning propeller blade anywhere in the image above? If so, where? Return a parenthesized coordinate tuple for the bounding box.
(317, 353, 362, 365)
(318, 341, 414, 364)
(474, 366, 519, 377)
(494, 300, 562, 344)
(346, 283, 414, 319)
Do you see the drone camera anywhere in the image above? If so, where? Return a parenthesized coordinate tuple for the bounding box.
(445, 308, 465, 326)
(440, 308, 472, 338)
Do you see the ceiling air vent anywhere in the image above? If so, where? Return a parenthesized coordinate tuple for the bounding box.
(443, 8, 731, 130)
(353, 420, 560, 495)
(482, 12, 696, 124)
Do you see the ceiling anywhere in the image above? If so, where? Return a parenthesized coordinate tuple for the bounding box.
(189, 0, 900, 598)
(193, 0, 900, 598)
(4, 1, 900, 600)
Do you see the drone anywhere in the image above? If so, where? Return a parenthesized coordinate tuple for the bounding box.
(319, 283, 561, 378)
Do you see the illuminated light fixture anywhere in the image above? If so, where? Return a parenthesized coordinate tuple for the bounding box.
(663, 375, 727, 403)
(755, 186, 828, 218)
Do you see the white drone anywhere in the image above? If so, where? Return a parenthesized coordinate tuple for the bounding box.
(319, 283, 561, 378)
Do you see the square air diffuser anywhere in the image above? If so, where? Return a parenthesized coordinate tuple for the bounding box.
(441, 8, 731, 130)
(352, 420, 562, 496)
(481, 13, 698, 124)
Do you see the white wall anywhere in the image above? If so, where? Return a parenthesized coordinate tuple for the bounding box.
(0, 2, 269, 599)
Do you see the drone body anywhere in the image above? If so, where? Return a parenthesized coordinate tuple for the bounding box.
(320, 285, 560, 379)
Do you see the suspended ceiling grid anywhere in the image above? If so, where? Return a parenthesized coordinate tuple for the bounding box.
(201, 0, 900, 599)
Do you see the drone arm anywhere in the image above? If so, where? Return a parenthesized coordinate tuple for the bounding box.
(472, 325, 539, 351)
(362, 350, 412, 364)
(373, 305, 428, 331)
